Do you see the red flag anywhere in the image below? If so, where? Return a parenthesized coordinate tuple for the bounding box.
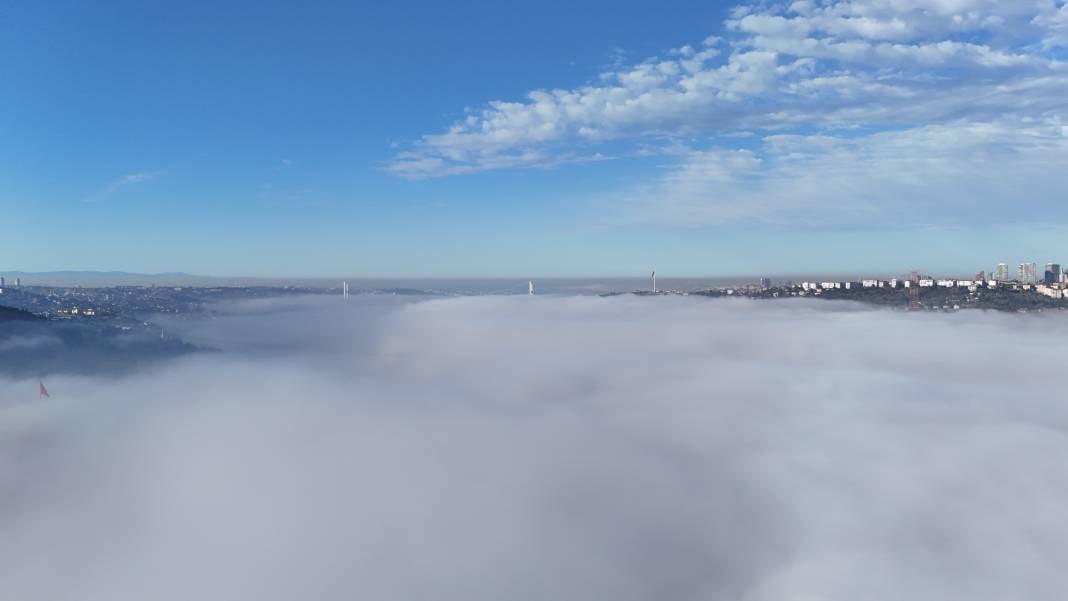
(39, 382, 49, 399)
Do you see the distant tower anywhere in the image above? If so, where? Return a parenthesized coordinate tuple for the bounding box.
(528, 281, 535, 295)
(651, 271, 657, 294)
(14, 277, 20, 287)
(1, 276, 5, 287)
(907, 271, 922, 311)
(342, 281, 349, 300)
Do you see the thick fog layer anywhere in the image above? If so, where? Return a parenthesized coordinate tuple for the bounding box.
(2, 295, 1067, 600)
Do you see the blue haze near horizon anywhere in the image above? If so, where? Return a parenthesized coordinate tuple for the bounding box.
(0, 272, 980, 294)
(0, 271, 792, 293)
(3, 0, 1067, 277)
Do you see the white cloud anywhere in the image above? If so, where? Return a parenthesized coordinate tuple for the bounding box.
(4, 295, 1068, 599)
(622, 120, 1068, 226)
(1034, 1, 1068, 47)
(388, 1, 1067, 180)
(730, 1, 1047, 42)
(81, 171, 162, 203)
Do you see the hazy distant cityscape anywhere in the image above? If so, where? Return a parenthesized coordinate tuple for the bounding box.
(4, 258, 1068, 328)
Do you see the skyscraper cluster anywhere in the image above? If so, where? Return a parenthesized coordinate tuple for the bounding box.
(993, 261, 1064, 284)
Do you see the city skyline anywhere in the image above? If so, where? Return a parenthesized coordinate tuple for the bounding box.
(5, 1, 1068, 276)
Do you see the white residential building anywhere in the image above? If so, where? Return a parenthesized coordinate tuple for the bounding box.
(1037, 284, 1063, 299)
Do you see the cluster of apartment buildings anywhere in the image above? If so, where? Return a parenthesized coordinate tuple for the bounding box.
(795, 278, 987, 291)
(785, 260, 1068, 300)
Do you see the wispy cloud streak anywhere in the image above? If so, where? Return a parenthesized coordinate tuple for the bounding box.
(81, 171, 163, 203)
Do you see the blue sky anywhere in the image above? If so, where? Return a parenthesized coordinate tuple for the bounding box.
(3, 0, 1067, 277)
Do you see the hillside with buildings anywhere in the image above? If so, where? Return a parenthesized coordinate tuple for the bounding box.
(0, 305, 42, 322)
(691, 269, 1068, 312)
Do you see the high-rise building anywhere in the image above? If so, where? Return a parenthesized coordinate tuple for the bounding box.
(759, 277, 771, 290)
(994, 263, 1009, 281)
(1045, 263, 1061, 284)
(1019, 262, 1037, 283)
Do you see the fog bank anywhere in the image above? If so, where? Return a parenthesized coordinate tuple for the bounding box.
(2, 295, 1067, 600)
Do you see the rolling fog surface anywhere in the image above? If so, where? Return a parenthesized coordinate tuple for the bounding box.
(2, 295, 1067, 600)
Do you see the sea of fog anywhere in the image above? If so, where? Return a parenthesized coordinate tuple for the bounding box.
(2, 294, 1067, 600)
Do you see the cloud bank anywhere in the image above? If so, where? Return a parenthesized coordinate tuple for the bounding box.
(389, 0, 1068, 226)
(2, 295, 1068, 600)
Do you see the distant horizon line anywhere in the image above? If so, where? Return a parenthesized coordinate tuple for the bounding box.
(0, 269, 1015, 282)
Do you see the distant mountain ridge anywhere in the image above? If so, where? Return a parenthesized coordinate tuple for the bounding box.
(2, 270, 195, 277)
(0, 270, 217, 287)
